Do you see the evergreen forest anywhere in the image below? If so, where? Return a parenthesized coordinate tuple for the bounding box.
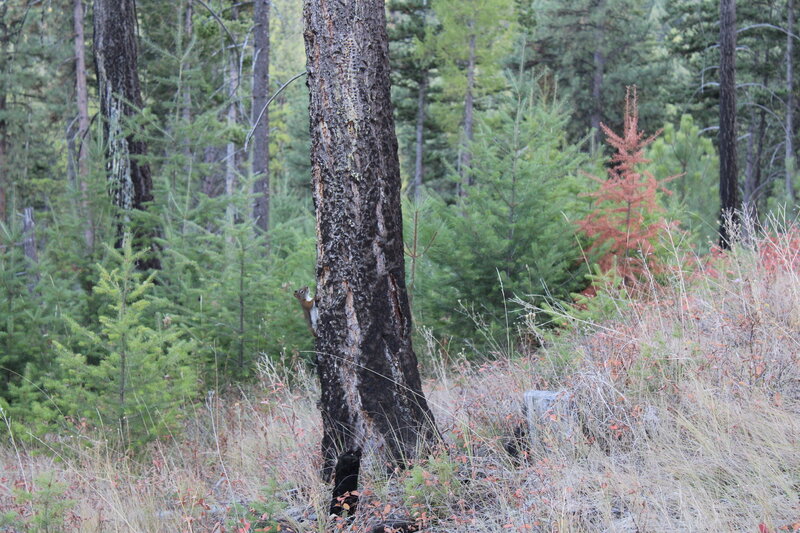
(0, 0, 799, 531)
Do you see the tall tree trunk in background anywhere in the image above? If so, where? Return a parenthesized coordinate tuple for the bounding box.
(413, 73, 428, 202)
(94, 0, 160, 269)
(303, 0, 438, 514)
(0, 92, 6, 227)
(743, 110, 759, 221)
(251, 0, 270, 236)
(591, 47, 606, 148)
(224, 3, 239, 234)
(753, 43, 769, 218)
(180, 0, 194, 237)
(22, 207, 39, 293)
(0, 15, 7, 227)
(786, 0, 796, 203)
(459, 30, 476, 194)
(182, 0, 193, 161)
(74, 0, 94, 251)
(743, 44, 769, 219)
(718, 0, 739, 249)
(590, 0, 606, 149)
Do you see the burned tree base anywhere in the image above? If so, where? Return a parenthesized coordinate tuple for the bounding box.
(329, 449, 362, 517)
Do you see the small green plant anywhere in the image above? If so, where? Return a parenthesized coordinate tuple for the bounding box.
(403, 454, 462, 521)
(0, 473, 76, 532)
(13, 235, 198, 450)
(226, 477, 290, 533)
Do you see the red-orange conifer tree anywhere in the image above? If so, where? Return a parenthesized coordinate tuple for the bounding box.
(578, 87, 679, 284)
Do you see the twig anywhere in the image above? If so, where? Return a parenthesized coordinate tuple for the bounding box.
(244, 71, 308, 150)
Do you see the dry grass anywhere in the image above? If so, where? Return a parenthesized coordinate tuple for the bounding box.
(1, 233, 800, 532)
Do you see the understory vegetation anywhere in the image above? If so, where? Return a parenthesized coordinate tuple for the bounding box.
(2, 0, 800, 530)
(2, 224, 799, 532)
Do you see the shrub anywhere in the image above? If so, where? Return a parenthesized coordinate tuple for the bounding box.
(419, 76, 591, 348)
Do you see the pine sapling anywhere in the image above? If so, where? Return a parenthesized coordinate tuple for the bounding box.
(578, 87, 680, 285)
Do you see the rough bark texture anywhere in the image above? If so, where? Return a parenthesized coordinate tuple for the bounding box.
(94, 0, 160, 269)
(74, 0, 94, 250)
(786, 0, 795, 202)
(303, 0, 437, 484)
(459, 31, 476, 193)
(718, 0, 739, 249)
(252, 0, 270, 235)
(413, 74, 428, 202)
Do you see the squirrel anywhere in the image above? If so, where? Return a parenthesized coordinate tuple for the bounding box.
(293, 286, 319, 336)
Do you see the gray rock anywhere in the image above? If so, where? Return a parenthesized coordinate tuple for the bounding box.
(522, 390, 578, 451)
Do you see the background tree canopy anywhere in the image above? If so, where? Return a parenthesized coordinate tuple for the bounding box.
(0, 0, 797, 447)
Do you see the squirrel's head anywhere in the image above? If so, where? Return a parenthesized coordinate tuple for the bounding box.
(294, 286, 309, 299)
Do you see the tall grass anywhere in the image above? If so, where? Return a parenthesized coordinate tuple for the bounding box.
(1, 224, 799, 532)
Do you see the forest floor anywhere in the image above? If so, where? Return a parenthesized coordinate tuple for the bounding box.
(1, 238, 799, 532)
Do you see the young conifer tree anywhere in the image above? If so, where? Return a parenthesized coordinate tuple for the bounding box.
(578, 87, 678, 284)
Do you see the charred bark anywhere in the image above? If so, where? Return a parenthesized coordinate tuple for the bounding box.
(252, 0, 271, 236)
(718, 0, 739, 249)
(94, 0, 160, 269)
(302, 0, 438, 502)
(329, 449, 361, 516)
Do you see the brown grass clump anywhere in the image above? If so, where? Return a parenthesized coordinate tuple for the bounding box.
(1, 230, 799, 532)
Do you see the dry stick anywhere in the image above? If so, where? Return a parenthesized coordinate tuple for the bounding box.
(244, 71, 307, 150)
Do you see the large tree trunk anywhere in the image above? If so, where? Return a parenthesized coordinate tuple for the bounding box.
(303, 0, 438, 511)
(786, 0, 796, 203)
(718, 0, 739, 249)
(252, 0, 270, 236)
(459, 30, 477, 194)
(94, 0, 160, 269)
(413, 73, 428, 202)
(74, 0, 94, 251)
